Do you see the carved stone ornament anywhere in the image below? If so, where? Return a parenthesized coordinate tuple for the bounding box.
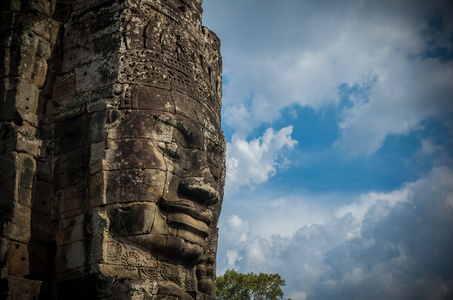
(0, 0, 224, 299)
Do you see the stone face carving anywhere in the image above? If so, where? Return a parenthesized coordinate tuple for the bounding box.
(0, 0, 224, 299)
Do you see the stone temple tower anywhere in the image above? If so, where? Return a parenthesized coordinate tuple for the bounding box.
(0, 0, 225, 299)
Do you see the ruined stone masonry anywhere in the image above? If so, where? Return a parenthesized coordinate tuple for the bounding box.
(0, 0, 225, 299)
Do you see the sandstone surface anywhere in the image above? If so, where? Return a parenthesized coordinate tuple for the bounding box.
(0, 0, 224, 299)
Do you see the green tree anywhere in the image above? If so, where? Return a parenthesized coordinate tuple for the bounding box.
(216, 269, 290, 300)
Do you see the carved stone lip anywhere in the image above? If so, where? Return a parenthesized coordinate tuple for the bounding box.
(161, 199, 213, 245)
(161, 199, 213, 226)
(167, 212, 210, 236)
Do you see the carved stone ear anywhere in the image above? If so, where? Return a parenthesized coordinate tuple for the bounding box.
(196, 262, 215, 296)
(108, 203, 156, 237)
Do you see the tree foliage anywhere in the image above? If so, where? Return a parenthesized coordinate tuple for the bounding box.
(216, 269, 289, 300)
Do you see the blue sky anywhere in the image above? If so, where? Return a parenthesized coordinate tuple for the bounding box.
(202, 0, 453, 299)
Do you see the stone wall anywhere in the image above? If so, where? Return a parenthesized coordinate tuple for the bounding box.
(0, 0, 224, 299)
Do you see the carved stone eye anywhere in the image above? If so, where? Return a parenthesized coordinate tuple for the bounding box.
(208, 163, 220, 181)
(158, 142, 181, 159)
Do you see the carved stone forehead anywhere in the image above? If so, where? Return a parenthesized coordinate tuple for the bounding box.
(108, 110, 223, 149)
(129, 85, 221, 132)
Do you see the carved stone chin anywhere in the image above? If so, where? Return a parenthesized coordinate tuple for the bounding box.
(0, 0, 224, 299)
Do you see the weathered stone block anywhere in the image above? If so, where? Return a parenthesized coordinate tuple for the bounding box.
(56, 215, 84, 246)
(87, 99, 109, 113)
(54, 114, 87, 153)
(108, 203, 156, 237)
(0, 155, 15, 205)
(55, 240, 85, 274)
(197, 104, 222, 135)
(62, 21, 82, 52)
(104, 169, 165, 204)
(14, 79, 40, 123)
(52, 72, 75, 99)
(29, 56, 48, 88)
(49, 19, 61, 46)
(91, 212, 109, 240)
(18, 14, 51, 42)
(29, 242, 53, 280)
(20, 31, 52, 60)
(15, 134, 42, 158)
(0, 237, 9, 268)
(2, 202, 31, 242)
(80, 33, 121, 65)
(89, 110, 108, 143)
(173, 91, 199, 121)
(45, 96, 86, 122)
(150, 210, 172, 236)
(8, 241, 29, 276)
(132, 86, 175, 111)
(30, 213, 53, 243)
(105, 111, 171, 141)
(53, 183, 85, 219)
(75, 57, 118, 93)
(0, 277, 43, 300)
(61, 47, 79, 74)
(89, 171, 106, 207)
(89, 160, 105, 175)
(24, 0, 56, 16)
(0, 79, 12, 117)
(33, 181, 53, 215)
(77, 2, 122, 34)
(17, 152, 36, 207)
(72, 0, 121, 13)
(0, 41, 12, 78)
(105, 139, 165, 171)
(53, 149, 86, 189)
(90, 140, 106, 163)
(36, 158, 53, 182)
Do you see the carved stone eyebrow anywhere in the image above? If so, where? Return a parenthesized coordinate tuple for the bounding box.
(152, 115, 196, 145)
(206, 139, 224, 157)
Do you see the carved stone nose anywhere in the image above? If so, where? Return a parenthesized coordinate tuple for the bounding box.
(178, 177, 219, 207)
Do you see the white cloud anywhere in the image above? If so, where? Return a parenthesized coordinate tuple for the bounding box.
(421, 139, 444, 155)
(226, 249, 240, 266)
(226, 214, 249, 243)
(287, 290, 307, 300)
(335, 55, 453, 156)
(225, 126, 297, 193)
(207, 0, 453, 156)
(217, 166, 453, 299)
(203, 1, 453, 298)
(335, 189, 410, 225)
